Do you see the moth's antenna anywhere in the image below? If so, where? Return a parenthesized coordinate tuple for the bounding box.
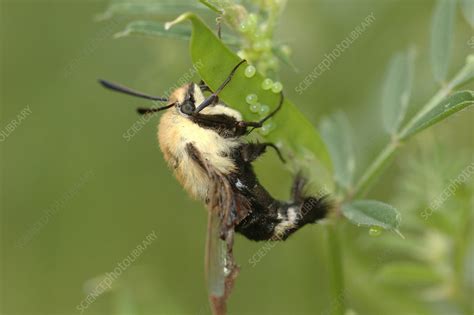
(137, 104, 174, 115)
(99, 79, 168, 102)
(195, 59, 246, 113)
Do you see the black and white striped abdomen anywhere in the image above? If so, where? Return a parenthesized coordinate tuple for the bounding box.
(235, 196, 329, 241)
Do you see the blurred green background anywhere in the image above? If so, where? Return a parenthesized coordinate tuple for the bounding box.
(1, 0, 473, 314)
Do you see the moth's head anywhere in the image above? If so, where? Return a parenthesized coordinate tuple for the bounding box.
(168, 83, 206, 116)
(98, 79, 209, 116)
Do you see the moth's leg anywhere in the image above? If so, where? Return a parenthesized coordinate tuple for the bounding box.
(195, 60, 247, 112)
(190, 113, 246, 138)
(237, 92, 284, 130)
(291, 172, 307, 203)
(197, 81, 219, 106)
(198, 80, 213, 93)
(240, 142, 286, 163)
(235, 175, 330, 241)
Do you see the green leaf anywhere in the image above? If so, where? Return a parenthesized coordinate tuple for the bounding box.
(461, 0, 474, 28)
(115, 20, 240, 46)
(400, 90, 474, 140)
(342, 200, 402, 233)
(430, 0, 456, 83)
(382, 48, 415, 134)
(166, 13, 333, 185)
(376, 262, 443, 287)
(320, 111, 355, 191)
(97, 2, 206, 21)
(115, 20, 192, 40)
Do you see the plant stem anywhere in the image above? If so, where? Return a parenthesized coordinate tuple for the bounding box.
(198, 0, 222, 14)
(351, 63, 472, 199)
(352, 140, 398, 199)
(399, 61, 473, 139)
(326, 225, 345, 315)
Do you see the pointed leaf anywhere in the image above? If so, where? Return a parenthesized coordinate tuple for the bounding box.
(342, 200, 402, 232)
(98, 2, 206, 21)
(166, 13, 333, 185)
(382, 48, 415, 134)
(115, 20, 192, 40)
(400, 91, 474, 140)
(430, 0, 456, 83)
(320, 111, 355, 191)
(115, 20, 240, 46)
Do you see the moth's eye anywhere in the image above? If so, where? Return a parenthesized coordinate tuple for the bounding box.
(180, 101, 195, 115)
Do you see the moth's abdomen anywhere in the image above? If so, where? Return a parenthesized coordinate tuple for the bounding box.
(235, 196, 329, 241)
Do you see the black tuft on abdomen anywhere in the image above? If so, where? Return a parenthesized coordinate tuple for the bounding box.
(235, 196, 330, 241)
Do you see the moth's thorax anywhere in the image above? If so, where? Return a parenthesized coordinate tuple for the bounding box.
(167, 84, 192, 105)
(158, 83, 243, 201)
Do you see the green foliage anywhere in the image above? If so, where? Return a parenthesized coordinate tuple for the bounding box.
(197, 0, 289, 76)
(116, 19, 241, 44)
(320, 112, 355, 193)
(372, 145, 474, 313)
(382, 48, 415, 135)
(400, 90, 474, 140)
(97, 1, 206, 20)
(115, 20, 192, 40)
(101, 1, 474, 314)
(430, 0, 456, 83)
(341, 200, 401, 234)
(166, 13, 333, 184)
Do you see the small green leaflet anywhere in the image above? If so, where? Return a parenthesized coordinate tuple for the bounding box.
(342, 200, 402, 236)
(430, 0, 456, 83)
(97, 2, 206, 21)
(320, 111, 355, 191)
(115, 20, 240, 45)
(382, 48, 415, 135)
(115, 21, 192, 40)
(400, 91, 474, 140)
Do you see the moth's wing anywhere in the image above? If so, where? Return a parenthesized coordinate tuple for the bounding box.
(205, 173, 242, 315)
(205, 208, 228, 315)
(185, 143, 243, 314)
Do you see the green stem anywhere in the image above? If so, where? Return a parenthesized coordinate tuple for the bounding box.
(399, 61, 473, 139)
(327, 225, 345, 315)
(351, 63, 472, 199)
(452, 196, 474, 315)
(352, 141, 398, 199)
(198, 0, 222, 14)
